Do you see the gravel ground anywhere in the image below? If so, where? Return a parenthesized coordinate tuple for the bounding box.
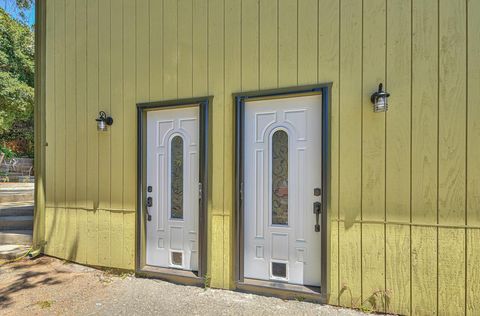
(0, 256, 366, 316)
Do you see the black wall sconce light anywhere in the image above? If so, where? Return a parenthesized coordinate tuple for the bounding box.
(96, 111, 113, 131)
(370, 83, 390, 112)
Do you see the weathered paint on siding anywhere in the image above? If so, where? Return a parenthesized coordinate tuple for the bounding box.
(39, 0, 480, 314)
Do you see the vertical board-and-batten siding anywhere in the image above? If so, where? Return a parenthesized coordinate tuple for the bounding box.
(42, 0, 479, 314)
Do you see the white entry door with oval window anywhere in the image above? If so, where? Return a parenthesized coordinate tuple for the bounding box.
(243, 94, 323, 286)
(146, 106, 199, 271)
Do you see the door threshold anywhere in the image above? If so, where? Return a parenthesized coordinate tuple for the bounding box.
(236, 278, 326, 303)
(137, 265, 204, 287)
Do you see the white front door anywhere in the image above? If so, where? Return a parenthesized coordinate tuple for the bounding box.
(146, 106, 199, 271)
(243, 94, 323, 286)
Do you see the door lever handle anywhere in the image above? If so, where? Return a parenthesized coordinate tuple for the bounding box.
(313, 201, 321, 232)
(145, 197, 152, 221)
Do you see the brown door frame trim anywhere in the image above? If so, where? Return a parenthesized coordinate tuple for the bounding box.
(136, 97, 212, 285)
(234, 84, 331, 300)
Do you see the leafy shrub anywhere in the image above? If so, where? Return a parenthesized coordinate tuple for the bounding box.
(0, 144, 16, 158)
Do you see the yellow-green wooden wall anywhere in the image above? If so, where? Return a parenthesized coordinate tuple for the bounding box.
(39, 0, 480, 315)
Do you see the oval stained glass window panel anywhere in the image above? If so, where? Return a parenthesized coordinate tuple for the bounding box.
(170, 135, 184, 219)
(271, 130, 288, 225)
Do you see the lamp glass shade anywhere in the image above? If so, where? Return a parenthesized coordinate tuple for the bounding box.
(374, 95, 387, 112)
(97, 120, 107, 131)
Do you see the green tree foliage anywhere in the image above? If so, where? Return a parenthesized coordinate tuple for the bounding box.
(1, 0, 34, 21)
(0, 7, 34, 157)
(15, 0, 33, 10)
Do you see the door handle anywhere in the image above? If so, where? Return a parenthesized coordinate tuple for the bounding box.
(145, 197, 152, 221)
(313, 201, 321, 232)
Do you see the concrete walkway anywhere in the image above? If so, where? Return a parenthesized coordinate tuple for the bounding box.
(0, 244, 30, 260)
(0, 256, 368, 316)
(0, 183, 33, 259)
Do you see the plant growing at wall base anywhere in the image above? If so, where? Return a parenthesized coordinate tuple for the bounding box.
(338, 283, 392, 313)
(360, 288, 391, 313)
(338, 283, 360, 309)
(203, 274, 211, 289)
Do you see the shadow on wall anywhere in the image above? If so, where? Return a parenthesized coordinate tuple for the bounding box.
(44, 206, 81, 262)
(343, 207, 360, 230)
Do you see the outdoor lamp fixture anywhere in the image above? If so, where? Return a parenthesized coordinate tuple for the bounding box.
(370, 83, 390, 112)
(96, 111, 113, 131)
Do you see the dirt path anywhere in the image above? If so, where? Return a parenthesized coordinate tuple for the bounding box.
(0, 256, 365, 315)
